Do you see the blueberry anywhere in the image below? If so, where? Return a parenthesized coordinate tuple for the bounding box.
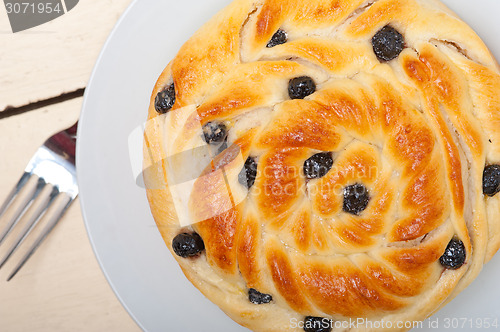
(372, 25, 404, 62)
(248, 288, 273, 304)
(439, 238, 466, 269)
(238, 157, 258, 189)
(483, 164, 500, 196)
(303, 152, 333, 179)
(303, 316, 332, 332)
(266, 29, 287, 48)
(202, 121, 227, 144)
(155, 83, 176, 114)
(172, 233, 205, 258)
(288, 76, 316, 99)
(343, 183, 370, 215)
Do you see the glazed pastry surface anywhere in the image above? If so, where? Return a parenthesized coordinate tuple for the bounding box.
(144, 0, 500, 330)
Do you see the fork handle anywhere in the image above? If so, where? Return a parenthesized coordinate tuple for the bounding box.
(64, 121, 78, 138)
(44, 121, 78, 163)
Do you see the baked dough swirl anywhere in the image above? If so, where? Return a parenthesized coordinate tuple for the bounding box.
(143, 0, 500, 330)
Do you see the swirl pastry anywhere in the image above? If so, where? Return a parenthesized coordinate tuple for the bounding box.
(143, 0, 500, 330)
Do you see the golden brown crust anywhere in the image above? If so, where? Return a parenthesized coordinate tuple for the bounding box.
(144, 0, 500, 330)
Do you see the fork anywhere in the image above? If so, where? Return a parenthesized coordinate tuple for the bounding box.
(0, 121, 78, 281)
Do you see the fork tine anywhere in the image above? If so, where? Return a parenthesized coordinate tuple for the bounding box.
(0, 172, 31, 218)
(0, 186, 60, 270)
(0, 176, 46, 246)
(7, 194, 74, 281)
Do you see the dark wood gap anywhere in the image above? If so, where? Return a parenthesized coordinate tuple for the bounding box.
(0, 88, 85, 120)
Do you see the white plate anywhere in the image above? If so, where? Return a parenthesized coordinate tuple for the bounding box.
(77, 0, 500, 331)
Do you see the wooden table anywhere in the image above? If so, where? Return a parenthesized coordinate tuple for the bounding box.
(0, 2, 140, 331)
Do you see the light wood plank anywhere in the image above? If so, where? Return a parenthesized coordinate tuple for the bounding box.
(0, 98, 139, 332)
(0, 0, 132, 111)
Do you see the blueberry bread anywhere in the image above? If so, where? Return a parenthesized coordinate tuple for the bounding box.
(143, 0, 500, 330)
